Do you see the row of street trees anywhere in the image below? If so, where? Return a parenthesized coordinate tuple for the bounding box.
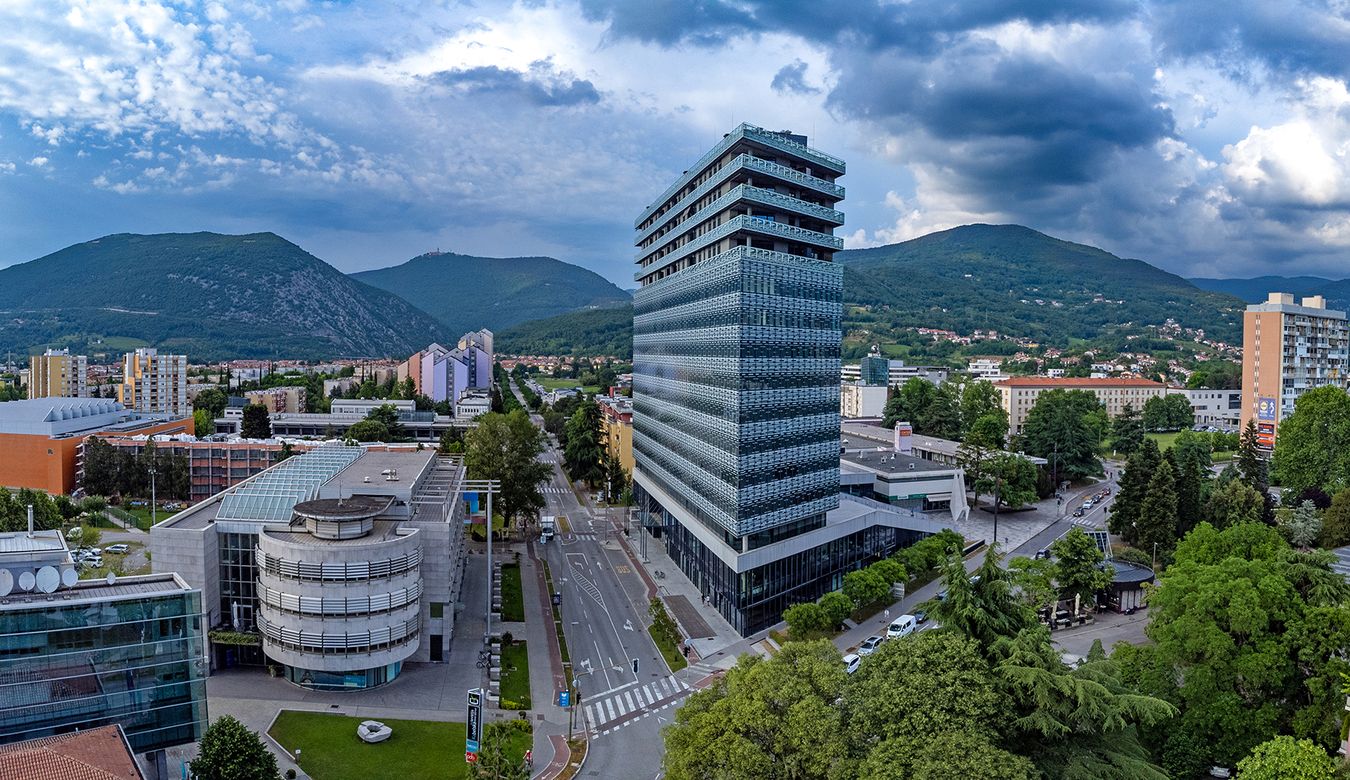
(882, 377, 1008, 447)
(82, 437, 191, 501)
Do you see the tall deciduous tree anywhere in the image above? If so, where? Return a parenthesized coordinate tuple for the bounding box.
(1236, 736, 1339, 780)
(1017, 389, 1107, 482)
(189, 715, 280, 780)
(1272, 385, 1350, 496)
(883, 377, 937, 430)
(974, 453, 1039, 510)
(1050, 527, 1113, 606)
(1204, 477, 1265, 529)
(464, 410, 552, 529)
(960, 379, 1002, 430)
(563, 399, 605, 487)
(918, 383, 963, 440)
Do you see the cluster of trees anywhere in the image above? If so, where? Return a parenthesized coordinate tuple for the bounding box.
(666, 548, 1177, 779)
(82, 438, 190, 501)
(782, 530, 964, 637)
(1141, 393, 1196, 432)
(1114, 520, 1350, 773)
(0, 382, 22, 402)
(1272, 385, 1350, 498)
(1108, 428, 1269, 563)
(462, 409, 552, 533)
(881, 377, 1009, 447)
(1017, 388, 1107, 482)
(345, 404, 409, 443)
(0, 487, 74, 532)
(510, 365, 542, 409)
(493, 363, 524, 415)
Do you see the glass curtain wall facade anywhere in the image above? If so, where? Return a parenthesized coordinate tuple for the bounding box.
(0, 585, 207, 754)
(633, 123, 848, 634)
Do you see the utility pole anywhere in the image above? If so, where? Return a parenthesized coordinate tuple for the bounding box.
(991, 475, 1001, 550)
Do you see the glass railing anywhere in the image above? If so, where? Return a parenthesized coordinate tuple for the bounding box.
(638, 185, 843, 262)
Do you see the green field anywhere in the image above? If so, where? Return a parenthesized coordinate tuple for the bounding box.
(121, 506, 181, 530)
(536, 377, 601, 394)
(269, 711, 530, 780)
(501, 563, 525, 623)
(1144, 431, 1234, 462)
(499, 641, 532, 709)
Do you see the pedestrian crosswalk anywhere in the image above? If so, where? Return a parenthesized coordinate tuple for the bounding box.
(583, 675, 692, 735)
(543, 486, 569, 494)
(565, 533, 598, 542)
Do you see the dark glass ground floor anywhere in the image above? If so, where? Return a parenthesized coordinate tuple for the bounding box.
(636, 486, 928, 635)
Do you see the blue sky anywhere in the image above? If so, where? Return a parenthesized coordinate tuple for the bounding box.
(2, 1, 1349, 284)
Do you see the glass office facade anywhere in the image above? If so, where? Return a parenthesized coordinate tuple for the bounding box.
(632, 125, 854, 634)
(0, 583, 208, 754)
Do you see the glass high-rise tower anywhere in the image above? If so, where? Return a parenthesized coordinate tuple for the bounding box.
(633, 124, 864, 634)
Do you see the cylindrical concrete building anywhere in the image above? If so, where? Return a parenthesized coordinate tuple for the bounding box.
(255, 496, 422, 690)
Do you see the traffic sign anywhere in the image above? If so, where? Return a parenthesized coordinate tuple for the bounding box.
(559, 690, 571, 707)
(466, 739, 480, 753)
(466, 752, 478, 763)
(552, 592, 562, 605)
(466, 688, 483, 756)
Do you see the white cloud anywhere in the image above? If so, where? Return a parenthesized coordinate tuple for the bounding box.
(28, 156, 48, 167)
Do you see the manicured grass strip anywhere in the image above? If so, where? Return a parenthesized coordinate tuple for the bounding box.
(501, 563, 525, 623)
(499, 641, 532, 709)
(268, 711, 526, 780)
(647, 624, 688, 673)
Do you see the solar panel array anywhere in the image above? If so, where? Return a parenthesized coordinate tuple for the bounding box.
(216, 447, 364, 522)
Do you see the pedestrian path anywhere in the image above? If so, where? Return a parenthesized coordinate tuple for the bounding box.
(582, 675, 692, 736)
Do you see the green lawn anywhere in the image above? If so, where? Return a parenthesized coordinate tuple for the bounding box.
(536, 377, 601, 394)
(269, 711, 530, 780)
(501, 563, 525, 623)
(499, 641, 532, 709)
(1145, 432, 1234, 462)
(122, 506, 181, 530)
(648, 624, 689, 672)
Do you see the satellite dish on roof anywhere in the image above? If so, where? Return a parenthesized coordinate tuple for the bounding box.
(0, 570, 12, 597)
(61, 568, 78, 588)
(17, 571, 35, 592)
(36, 566, 59, 594)
(105, 572, 117, 586)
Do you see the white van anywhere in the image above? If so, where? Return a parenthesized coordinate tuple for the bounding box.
(842, 653, 861, 675)
(886, 614, 917, 639)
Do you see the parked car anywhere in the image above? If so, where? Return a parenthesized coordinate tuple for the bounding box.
(913, 609, 928, 624)
(105, 544, 129, 554)
(858, 635, 885, 656)
(842, 653, 861, 675)
(1034, 548, 1051, 560)
(887, 615, 917, 639)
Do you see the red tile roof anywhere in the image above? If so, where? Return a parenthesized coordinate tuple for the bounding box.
(0, 725, 143, 780)
(994, 377, 1164, 388)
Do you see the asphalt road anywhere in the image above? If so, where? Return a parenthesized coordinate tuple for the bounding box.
(527, 402, 673, 780)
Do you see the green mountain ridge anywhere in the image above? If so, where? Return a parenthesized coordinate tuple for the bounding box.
(841, 224, 1243, 344)
(497, 224, 1247, 358)
(0, 232, 446, 361)
(351, 251, 632, 336)
(1189, 275, 1350, 311)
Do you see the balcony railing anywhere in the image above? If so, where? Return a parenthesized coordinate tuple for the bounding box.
(636, 123, 845, 227)
(637, 215, 842, 280)
(638, 185, 843, 262)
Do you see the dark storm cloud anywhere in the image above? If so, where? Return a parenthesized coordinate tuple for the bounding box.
(827, 40, 1173, 192)
(770, 60, 819, 95)
(426, 65, 601, 107)
(579, 0, 1137, 51)
(1148, 0, 1350, 80)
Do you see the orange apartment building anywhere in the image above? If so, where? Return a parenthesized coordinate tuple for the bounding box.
(0, 397, 192, 495)
(1240, 292, 1349, 451)
(599, 395, 634, 474)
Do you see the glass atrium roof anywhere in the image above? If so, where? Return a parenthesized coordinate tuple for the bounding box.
(216, 447, 363, 522)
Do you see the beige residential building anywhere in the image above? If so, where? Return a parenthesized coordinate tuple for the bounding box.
(245, 385, 307, 414)
(117, 348, 188, 416)
(1240, 292, 1349, 451)
(996, 376, 1167, 435)
(28, 349, 87, 399)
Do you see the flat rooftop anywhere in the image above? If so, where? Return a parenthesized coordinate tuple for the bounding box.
(841, 447, 951, 474)
(263, 519, 404, 546)
(326, 449, 434, 493)
(0, 530, 67, 556)
(0, 572, 191, 608)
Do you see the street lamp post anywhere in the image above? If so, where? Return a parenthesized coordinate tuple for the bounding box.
(461, 478, 501, 645)
(148, 465, 157, 527)
(568, 669, 596, 740)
